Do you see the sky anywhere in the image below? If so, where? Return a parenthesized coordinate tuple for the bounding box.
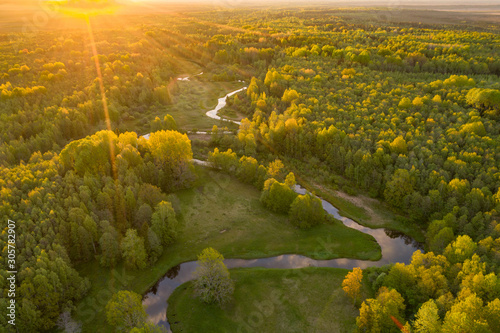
(127, 0, 500, 4)
(28, 0, 499, 4)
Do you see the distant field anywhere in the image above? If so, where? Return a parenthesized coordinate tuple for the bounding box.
(338, 8, 500, 27)
(1, 2, 499, 34)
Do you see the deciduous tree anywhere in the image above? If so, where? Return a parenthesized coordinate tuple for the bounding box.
(120, 229, 147, 270)
(151, 201, 177, 246)
(343, 267, 363, 305)
(193, 247, 234, 305)
(105, 291, 146, 332)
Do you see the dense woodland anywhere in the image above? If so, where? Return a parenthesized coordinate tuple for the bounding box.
(1, 5, 500, 333)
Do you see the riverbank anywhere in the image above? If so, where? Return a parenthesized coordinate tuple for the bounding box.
(75, 77, 420, 333)
(283, 157, 425, 243)
(75, 166, 381, 332)
(142, 166, 422, 330)
(301, 177, 425, 243)
(168, 267, 372, 333)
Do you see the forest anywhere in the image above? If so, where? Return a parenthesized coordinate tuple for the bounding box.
(1, 2, 500, 333)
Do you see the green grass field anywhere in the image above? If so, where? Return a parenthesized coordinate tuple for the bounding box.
(166, 78, 243, 131)
(217, 103, 248, 122)
(121, 77, 244, 135)
(168, 267, 372, 333)
(75, 166, 380, 332)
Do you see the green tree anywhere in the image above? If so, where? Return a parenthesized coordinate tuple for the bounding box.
(193, 247, 234, 305)
(210, 125, 220, 144)
(260, 178, 298, 214)
(441, 293, 489, 333)
(384, 169, 414, 208)
(151, 117, 162, 132)
(17, 299, 42, 333)
(163, 114, 177, 130)
(429, 227, 455, 253)
(485, 299, 500, 331)
(236, 156, 259, 183)
(284, 172, 296, 188)
(120, 229, 147, 270)
(105, 291, 146, 332)
(389, 136, 407, 155)
(398, 97, 412, 109)
(289, 193, 325, 228)
(99, 231, 121, 267)
(146, 229, 163, 264)
(151, 201, 177, 246)
(444, 235, 477, 264)
(466, 88, 500, 115)
(153, 85, 171, 104)
(134, 203, 153, 230)
(208, 148, 238, 173)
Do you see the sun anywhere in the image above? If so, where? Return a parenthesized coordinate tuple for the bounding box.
(47, 0, 121, 18)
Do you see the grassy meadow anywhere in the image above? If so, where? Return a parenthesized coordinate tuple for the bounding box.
(168, 267, 372, 333)
(75, 166, 380, 332)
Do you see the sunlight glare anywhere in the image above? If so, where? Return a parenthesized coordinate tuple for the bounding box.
(47, 0, 120, 18)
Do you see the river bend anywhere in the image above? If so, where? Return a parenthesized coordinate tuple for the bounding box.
(141, 84, 422, 331)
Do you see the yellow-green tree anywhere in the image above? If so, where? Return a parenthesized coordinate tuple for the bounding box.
(147, 130, 193, 191)
(105, 291, 146, 331)
(289, 193, 324, 229)
(413, 300, 441, 333)
(260, 178, 297, 214)
(148, 130, 192, 167)
(356, 287, 406, 333)
(343, 267, 363, 304)
(384, 169, 414, 208)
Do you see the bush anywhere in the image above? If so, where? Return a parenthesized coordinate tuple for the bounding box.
(289, 193, 325, 228)
(260, 178, 297, 214)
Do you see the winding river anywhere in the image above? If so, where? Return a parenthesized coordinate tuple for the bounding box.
(141, 83, 245, 140)
(205, 86, 247, 125)
(141, 82, 423, 331)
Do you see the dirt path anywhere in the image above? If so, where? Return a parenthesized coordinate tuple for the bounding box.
(333, 190, 386, 227)
(307, 179, 388, 228)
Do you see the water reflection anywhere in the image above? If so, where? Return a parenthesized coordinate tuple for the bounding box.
(385, 229, 424, 248)
(143, 184, 423, 331)
(205, 87, 247, 125)
(166, 264, 181, 279)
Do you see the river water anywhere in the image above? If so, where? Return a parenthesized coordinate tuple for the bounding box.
(141, 84, 246, 140)
(205, 86, 247, 126)
(142, 82, 422, 331)
(142, 181, 422, 329)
